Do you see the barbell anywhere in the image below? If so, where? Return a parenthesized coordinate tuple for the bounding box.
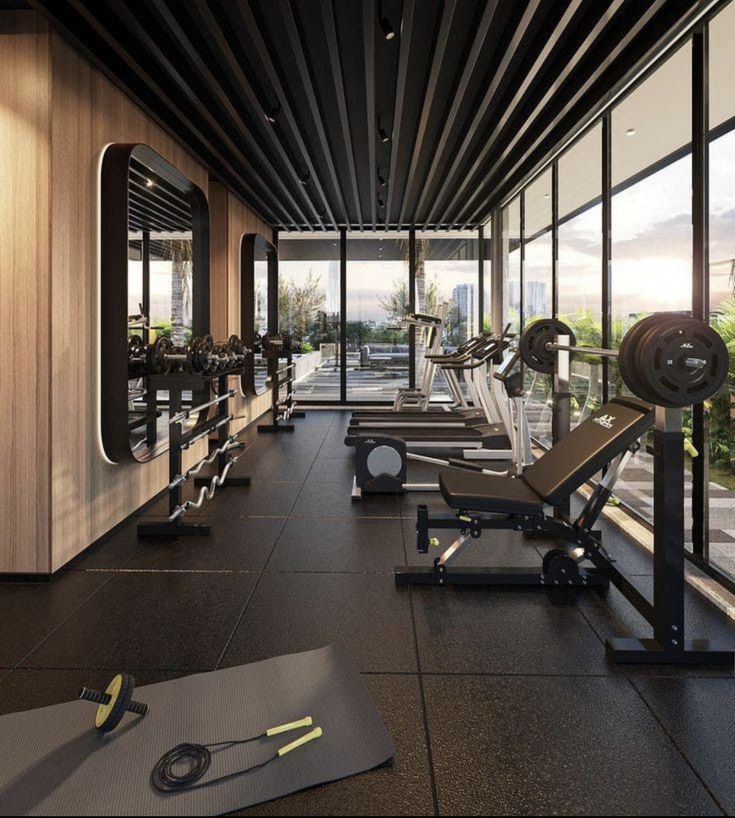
(519, 313, 728, 409)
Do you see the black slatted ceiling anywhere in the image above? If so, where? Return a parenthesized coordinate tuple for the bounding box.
(129, 157, 192, 233)
(30, 0, 705, 230)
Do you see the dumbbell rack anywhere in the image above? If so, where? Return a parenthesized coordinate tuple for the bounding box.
(258, 346, 305, 434)
(138, 367, 249, 538)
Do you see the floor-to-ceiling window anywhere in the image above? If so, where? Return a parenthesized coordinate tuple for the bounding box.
(708, 0, 735, 578)
(416, 231, 480, 400)
(502, 196, 522, 333)
(558, 124, 603, 429)
(493, 2, 735, 589)
(610, 43, 693, 525)
(523, 169, 553, 445)
(346, 232, 410, 401)
(278, 233, 341, 401)
(482, 227, 492, 333)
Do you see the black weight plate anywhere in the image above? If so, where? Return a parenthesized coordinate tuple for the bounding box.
(637, 316, 729, 407)
(149, 336, 173, 375)
(630, 315, 690, 405)
(619, 314, 673, 403)
(519, 319, 576, 374)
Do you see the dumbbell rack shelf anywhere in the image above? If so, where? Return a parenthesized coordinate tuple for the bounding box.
(138, 368, 250, 538)
(258, 347, 305, 434)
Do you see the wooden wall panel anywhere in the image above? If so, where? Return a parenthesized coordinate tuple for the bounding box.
(48, 34, 214, 570)
(0, 14, 276, 573)
(0, 12, 52, 572)
(208, 182, 274, 434)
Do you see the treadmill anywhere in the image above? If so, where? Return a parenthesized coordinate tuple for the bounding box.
(351, 327, 514, 429)
(345, 342, 515, 460)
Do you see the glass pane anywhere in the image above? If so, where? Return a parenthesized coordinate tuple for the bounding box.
(523, 171, 553, 446)
(612, 44, 691, 188)
(482, 226, 492, 333)
(558, 124, 602, 219)
(416, 230, 479, 402)
(558, 125, 603, 429)
(610, 44, 693, 525)
(278, 233, 341, 402)
(524, 168, 552, 238)
(708, 1, 735, 579)
(503, 197, 521, 334)
(346, 232, 410, 401)
(709, 0, 735, 130)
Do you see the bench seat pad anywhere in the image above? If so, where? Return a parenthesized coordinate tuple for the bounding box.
(438, 470, 544, 515)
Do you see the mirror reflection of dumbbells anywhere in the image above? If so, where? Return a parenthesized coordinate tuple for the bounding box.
(78, 673, 149, 733)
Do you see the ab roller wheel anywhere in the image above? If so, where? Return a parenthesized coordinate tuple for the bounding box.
(78, 673, 149, 733)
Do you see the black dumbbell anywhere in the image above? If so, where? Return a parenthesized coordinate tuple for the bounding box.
(78, 673, 149, 733)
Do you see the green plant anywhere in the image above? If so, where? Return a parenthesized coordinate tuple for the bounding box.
(154, 319, 192, 346)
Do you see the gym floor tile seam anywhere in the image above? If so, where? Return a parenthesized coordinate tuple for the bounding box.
(572, 590, 732, 809)
(401, 514, 441, 818)
(624, 676, 729, 816)
(213, 513, 294, 669)
(4, 572, 119, 673)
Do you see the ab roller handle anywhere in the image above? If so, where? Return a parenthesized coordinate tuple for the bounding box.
(78, 673, 149, 733)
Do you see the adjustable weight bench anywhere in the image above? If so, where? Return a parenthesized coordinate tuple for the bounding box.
(396, 395, 735, 665)
(395, 396, 654, 589)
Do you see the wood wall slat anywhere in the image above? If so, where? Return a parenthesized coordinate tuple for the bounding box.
(0, 11, 275, 572)
(0, 12, 52, 572)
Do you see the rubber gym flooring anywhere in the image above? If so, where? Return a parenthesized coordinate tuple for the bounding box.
(1, 410, 735, 815)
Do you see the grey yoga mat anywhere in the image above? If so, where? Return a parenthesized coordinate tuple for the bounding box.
(0, 642, 394, 816)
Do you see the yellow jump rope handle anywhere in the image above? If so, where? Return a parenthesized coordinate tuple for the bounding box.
(278, 727, 323, 757)
(684, 439, 699, 458)
(266, 716, 313, 737)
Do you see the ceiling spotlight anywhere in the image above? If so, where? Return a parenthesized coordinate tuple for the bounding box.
(265, 102, 281, 124)
(380, 16, 396, 40)
(299, 170, 310, 186)
(379, 125, 391, 143)
(377, 171, 386, 187)
(146, 178, 154, 188)
(626, 127, 636, 136)
(378, 197, 385, 209)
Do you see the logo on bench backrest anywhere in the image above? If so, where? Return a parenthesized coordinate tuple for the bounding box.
(593, 414, 616, 430)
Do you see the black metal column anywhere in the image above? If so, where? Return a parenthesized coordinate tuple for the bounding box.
(408, 228, 416, 390)
(551, 163, 559, 319)
(519, 191, 525, 332)
(601, 114, 612, 406)
(478, 225, 485, 331)
(691, 26, 710, 561)
(142, 230, 151, 323)
(340, 227, 347, 403)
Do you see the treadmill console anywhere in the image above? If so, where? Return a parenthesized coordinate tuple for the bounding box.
(494, 350, 524, 398)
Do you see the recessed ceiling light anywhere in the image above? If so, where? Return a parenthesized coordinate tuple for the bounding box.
(543, 193, 550, 199)
(626, 128, 636, 136)
(146, 178, 154, 188)
(380, 16, 396, 40)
